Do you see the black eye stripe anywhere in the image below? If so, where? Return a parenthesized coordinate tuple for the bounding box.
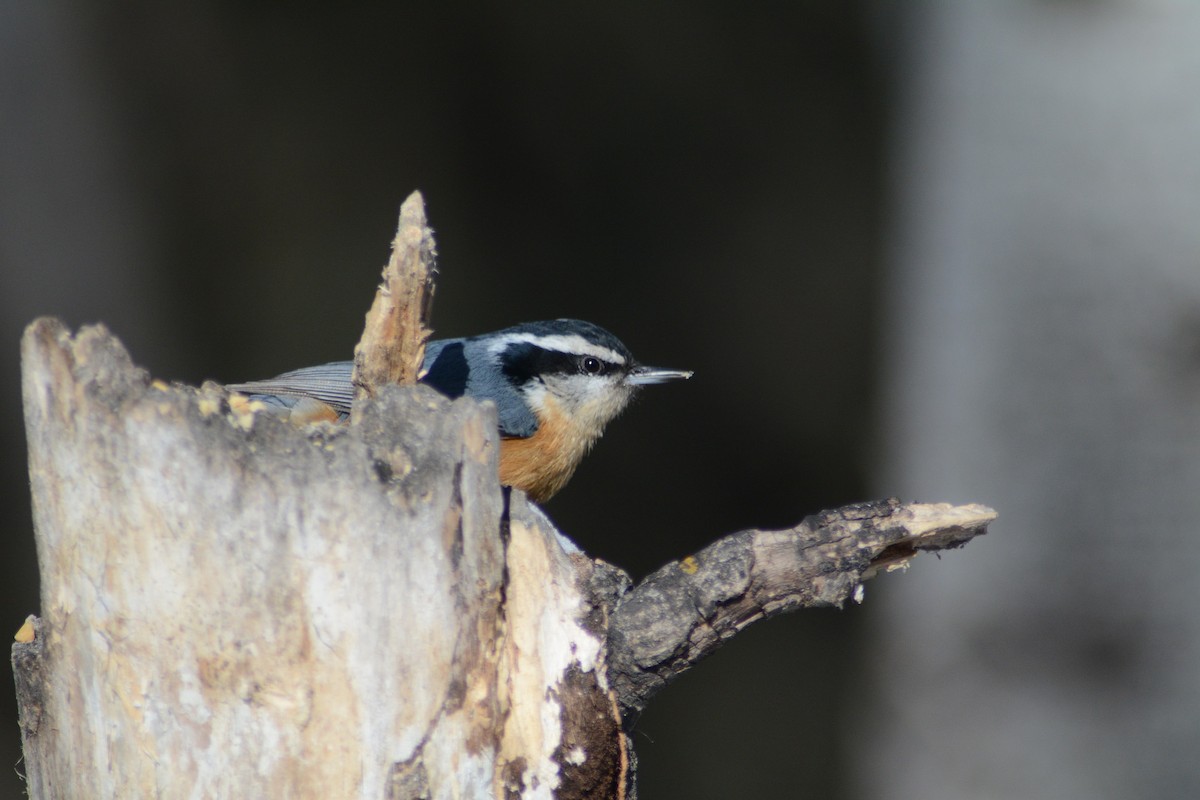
(496, 320, 635, 366)
(499, 344, 617, 384)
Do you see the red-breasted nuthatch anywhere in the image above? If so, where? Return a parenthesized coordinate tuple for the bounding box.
(226, 319, 692, 502)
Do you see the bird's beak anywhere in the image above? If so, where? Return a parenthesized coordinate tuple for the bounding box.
(627, 366, 694, 386)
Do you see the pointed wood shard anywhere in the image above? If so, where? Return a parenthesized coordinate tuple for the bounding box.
(352, 190, 438, 407)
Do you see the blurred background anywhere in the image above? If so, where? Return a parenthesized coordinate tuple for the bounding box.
(3, 2, 1200, 798)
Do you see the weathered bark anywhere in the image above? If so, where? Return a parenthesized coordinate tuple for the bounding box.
(353, 190, 438, 397)
(14, 200, 993, 799)
(14, 315, 992, 798)
(608, 499, 993, 723)
(18, 317, 633, 799)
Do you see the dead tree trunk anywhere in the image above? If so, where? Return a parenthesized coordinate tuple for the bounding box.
(13, 200, 993, 799)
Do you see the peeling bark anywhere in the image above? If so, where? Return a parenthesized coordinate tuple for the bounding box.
(17, 318, 625, 798)
(13, 200, 992, 799)
(353, 190, 438, 397)
(606, 499, 995, 722)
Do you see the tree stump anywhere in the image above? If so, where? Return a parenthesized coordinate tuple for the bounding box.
(13, 198, 993, 799)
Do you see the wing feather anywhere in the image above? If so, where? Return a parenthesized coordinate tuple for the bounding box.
(226, 361, 355, 417)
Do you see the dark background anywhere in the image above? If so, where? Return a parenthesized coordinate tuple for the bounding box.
(2, 4, 891, 798)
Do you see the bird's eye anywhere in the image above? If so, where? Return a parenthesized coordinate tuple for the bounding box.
(581, 356, 603, 375)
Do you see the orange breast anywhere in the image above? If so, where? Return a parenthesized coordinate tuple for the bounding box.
(498, 397, 596, 503)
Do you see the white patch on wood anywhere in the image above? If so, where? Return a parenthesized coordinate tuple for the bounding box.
(499, 497, 605, 798)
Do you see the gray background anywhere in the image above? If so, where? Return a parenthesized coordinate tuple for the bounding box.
(4, 3, 1199, 798)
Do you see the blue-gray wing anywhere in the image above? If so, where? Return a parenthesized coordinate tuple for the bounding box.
(420, 337, 536, 437)
(225, 344, 458, 415)
(226, 361, 356, 417)
(226, 338, 539, 438)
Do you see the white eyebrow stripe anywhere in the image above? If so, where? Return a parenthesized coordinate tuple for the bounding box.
(486, 332, 627, 365)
